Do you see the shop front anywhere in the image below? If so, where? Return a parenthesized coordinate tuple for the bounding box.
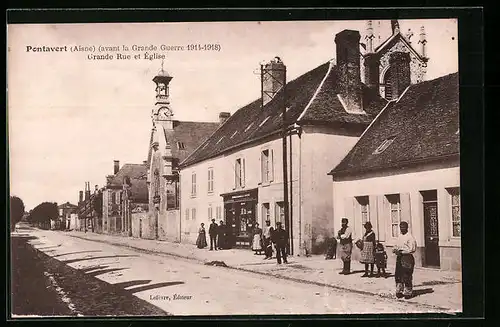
(221, 188, 258, 248)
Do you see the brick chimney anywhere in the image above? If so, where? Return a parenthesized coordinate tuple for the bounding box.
(262, 57, 286, 107)
(219, 112, 231, 125)
(79, 191, 83, 203)
(335, 30, 363, 113)
(389, 51, 411, 99)
(114, 160, 120, 174)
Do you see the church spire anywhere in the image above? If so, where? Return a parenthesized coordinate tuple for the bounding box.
(391, 20, 400, 35)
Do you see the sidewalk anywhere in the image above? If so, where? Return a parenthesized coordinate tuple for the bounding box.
(63, 230, 462, 313)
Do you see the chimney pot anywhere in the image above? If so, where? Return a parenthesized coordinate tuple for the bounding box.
(218, 112, 231, 124)
(335, 30, 363, 113)
(114, 160, 120, 174)
(262, 57, 286, 107)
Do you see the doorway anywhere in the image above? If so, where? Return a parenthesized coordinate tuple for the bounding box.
(421, 190, 440, 268)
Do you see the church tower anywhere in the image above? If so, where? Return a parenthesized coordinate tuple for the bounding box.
(152, 62, 174, 131)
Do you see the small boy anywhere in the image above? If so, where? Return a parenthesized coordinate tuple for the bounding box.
(374, 242, 388, 278)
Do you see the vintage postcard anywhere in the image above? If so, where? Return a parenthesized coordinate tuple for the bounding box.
(8, 16, 462, 317)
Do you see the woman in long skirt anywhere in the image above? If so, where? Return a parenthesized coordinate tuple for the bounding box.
(196, 223, 208, 249)
(359, 221, 376, 277)
(252, 223, 263, 254)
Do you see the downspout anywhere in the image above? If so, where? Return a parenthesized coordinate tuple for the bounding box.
(179, 173, 182, 243)
(289, 132, 293, 255)
(298, 127, 302, 256)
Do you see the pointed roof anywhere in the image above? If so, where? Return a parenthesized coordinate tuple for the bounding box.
(329, 72, 459, 177)
(372, 32, 427, 62)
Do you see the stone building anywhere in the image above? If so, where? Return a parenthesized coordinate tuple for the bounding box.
(141, 67, 220, 241)
(58, 201, 78, 230)
(329, 72, 460, 271)
(102, 160, 149, 236)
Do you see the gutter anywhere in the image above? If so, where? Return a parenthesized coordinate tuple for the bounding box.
(329, 153, 460, 179)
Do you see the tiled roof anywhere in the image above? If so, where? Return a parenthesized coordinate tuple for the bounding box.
(128, 178, 148, 203)
(181, 61, 387, 167)
(330, 72, 459, 176)
(165, 121, 220, 164)
(109, 164, 147, 187)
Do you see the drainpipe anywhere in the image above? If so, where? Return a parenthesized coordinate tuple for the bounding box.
(298, 125, 303, 256)
(289, 132, 294, 255)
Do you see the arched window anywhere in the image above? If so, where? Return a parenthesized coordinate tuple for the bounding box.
(384, 68, 393, 100)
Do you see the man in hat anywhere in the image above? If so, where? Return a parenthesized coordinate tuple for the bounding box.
(262, 219, 274, 259)
(208, 219, 218, 251)
(337, 218, 353, 274)
(393, 221, 417, 299)
(272, 221, 288, 264)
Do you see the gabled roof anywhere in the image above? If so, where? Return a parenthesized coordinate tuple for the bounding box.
(58, 202, 78, 209)
(373, 32, 427, 62)
(146, 120, 220, 167)
(180, 61, 387, 168)
(329, 72, 459, 177)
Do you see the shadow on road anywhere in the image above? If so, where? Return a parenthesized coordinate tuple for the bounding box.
(52, 250, 103, 258)
(86, 267, 129, 278)
(127, 281, 185, 294)
(62, 255, 139, 264)
(411, 288, 435, 297)
(113, 280, 152, 289)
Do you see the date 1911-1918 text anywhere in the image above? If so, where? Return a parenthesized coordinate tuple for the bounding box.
(187, 44, 221, 51)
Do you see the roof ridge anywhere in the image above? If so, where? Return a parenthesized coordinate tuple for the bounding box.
(297, 60, 335, 122)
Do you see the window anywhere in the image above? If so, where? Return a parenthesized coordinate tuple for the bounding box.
(216, 206, 222, 220)
(208, 168, 214, 193)
(191, 208, 196, 221)
(262, 203, 270, 223)
(191, 172, 197, 197)
(373, 136, 395, 154)
(235, 158, 245, 188)
(185, 208, 189, 220)
(449, 188, 461, 237)
(177, 142, 185, 150)
(261, 149, 274, 183)
(384, 68, 393, 100)
(356, 196, 370, 227)
(208, 206, 213, 220)
(387, 194, 401, 237)
(275, 202, 285, 224)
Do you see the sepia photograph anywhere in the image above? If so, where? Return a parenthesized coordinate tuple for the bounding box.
(8, 15, 463, 317)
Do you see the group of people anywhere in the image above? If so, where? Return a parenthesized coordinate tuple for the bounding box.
(251, 220, 289, 264)
(196, 219, 229, 250)
(327, 218, 418, 299)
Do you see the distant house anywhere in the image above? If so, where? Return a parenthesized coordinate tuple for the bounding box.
(329, 72, 460, 271)
(58, 201, 78, 230)
(102, 161, 149, 236)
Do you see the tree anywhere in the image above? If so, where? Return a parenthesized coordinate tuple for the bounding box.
(10, 196, 25, 231)
(27, 202, 58, 229)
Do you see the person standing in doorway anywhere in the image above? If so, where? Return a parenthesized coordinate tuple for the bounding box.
(262, 220, 274, 259)
(337, 218, 353, 274)
(218, 220, 226, 250)
(359, 221, 376, 277)
(272, 221, 288, 264)
(393, 221, 417, 299)
(209, 219, 218, 251)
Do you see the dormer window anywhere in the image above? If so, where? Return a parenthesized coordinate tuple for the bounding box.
(259, 116, 271, 127)
(244, 122, 255, 132)
(373, 136, 396, 154)
(177, 142, 185, 150)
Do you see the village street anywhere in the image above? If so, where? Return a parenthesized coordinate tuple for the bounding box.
(11, 224, 460, 317)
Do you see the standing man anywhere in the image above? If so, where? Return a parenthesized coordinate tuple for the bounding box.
(393, 221, 417, 299)
(337, 218, 353, 275)
(209, 219, 218, 251)
(272, 221, 288, 264)
(262, 219, 274, 260)
(218, 220, 226, 250)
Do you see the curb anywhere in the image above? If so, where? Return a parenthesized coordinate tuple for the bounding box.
(65, 233, 456, 313)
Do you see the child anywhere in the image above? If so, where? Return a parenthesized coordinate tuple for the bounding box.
(374, 242, 388, 278)
(325, 235, 338, 260)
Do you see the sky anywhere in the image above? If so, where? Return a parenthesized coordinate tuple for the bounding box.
(7, 19, 458, 210)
